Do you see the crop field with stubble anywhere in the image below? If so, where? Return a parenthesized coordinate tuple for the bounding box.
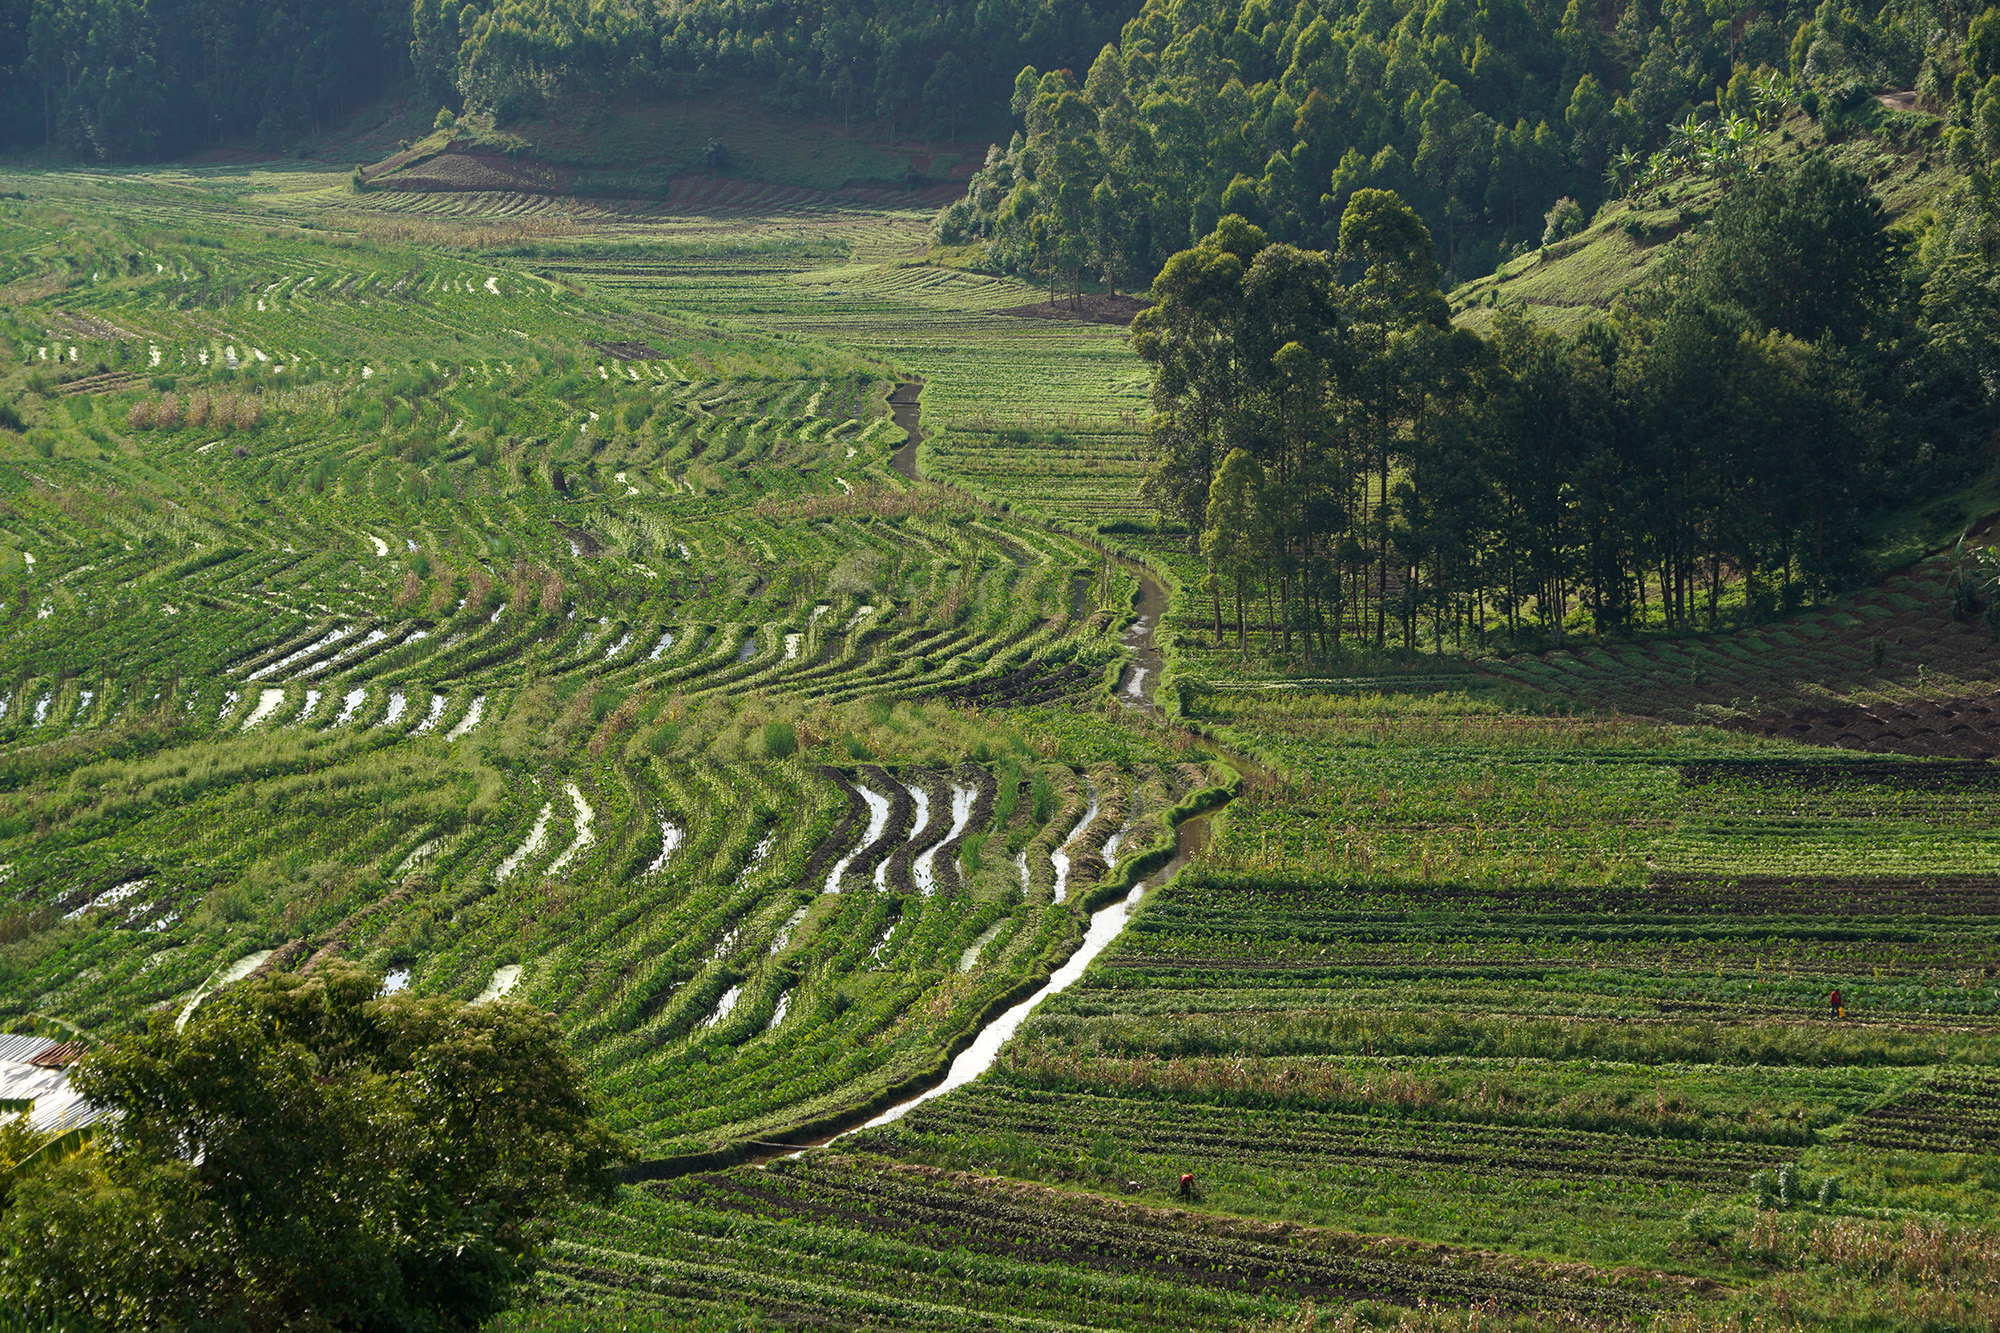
(3, 160, 2000, 1331)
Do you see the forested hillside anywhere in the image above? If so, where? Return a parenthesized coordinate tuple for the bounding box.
(1113, 7, 2000, 654)
(944, 0, 2000, 285)
(0, 0, 1127, 158)
(7, 0, 1996, 246)
(0, 0, 410, 156)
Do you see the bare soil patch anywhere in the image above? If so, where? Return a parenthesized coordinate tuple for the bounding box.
(371, 147, 576, 194)
(588, 340, 664, 361)
(556, 524, 604, 557)
(1644, 873, 2000, 917)
(932, 660, 1094, 707)
(996, 293, 1152, 326)
(1725, 692, 2000, 759)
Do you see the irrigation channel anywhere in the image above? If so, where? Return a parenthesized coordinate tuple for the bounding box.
(669, 384, 1241, 1176)
(737, 787, 1222, 1172)
(846, 807, 1214, 1135)
(887, 379, 923, 482)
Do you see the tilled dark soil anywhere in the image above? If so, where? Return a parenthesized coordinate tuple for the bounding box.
(1848, 1071, 2000, 1152)
(666, 1166, 1657, 1313)
(1640, 873, 2000, 916)
(995, 293, 1152, 326)
(887, 379, 921, 481)
(588, 339, 663, 360)
(1481, 559, 2000, 749)
(368, 146, 576, 193)
(931, 660, 1095, 707)
(1725, 692, 2000, 759)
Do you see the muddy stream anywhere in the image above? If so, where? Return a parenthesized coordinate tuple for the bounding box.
(1119, 568, 1168, 709)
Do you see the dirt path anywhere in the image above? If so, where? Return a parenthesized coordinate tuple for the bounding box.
(888, 380, 923, 481)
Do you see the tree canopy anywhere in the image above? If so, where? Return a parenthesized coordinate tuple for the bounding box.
(0, 961, 631, 1331)
(940, 0, 2000, 288)
(1143, 157, 1995, 655)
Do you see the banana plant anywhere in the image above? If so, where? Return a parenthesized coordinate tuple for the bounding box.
(1668, 112, 1708, 169)
(1726, 115, 1762, 159)
(1607, 147, 1642, 198)
(1752, 71, 1797, 132)
(1944, 530, 2000, 636)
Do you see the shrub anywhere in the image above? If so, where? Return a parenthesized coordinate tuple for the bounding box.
(0, 964, 630, 1328)
(1750, 1163, 1842, 1210)
(763, 721, 797, 759)
(1541, 196, 1586, 246)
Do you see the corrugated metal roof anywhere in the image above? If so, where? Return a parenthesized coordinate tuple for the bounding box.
(34, 1097, 111, 1135)
(0, 1034, 58, 1065)
(0, 1060, 71, 1106)
(0, 1042, 109, 1137)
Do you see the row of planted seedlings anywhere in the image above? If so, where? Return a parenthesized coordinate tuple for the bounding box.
(392, 750, 1192, 1160)
(4, 402, 941, 739)
(785, 518, 1115, 708)
(0, 510, 1090, 746)
(723, 756, 1201, 1156)
(601, 512, 1081, 710)
(0, 705, 510, 1033)
(585, 757, 1009, 1154)
(1074, 842, 2000, 1033)
(568, 1151, 1669, 1326)
(327, 742, 704, 1005)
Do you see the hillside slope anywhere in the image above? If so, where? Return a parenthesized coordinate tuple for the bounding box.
(355, 96, 985, 202)
(1451, 101, 1961, 332)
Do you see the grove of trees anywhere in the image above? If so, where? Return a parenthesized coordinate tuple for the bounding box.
(0, 962, 630, 1330)
(413, 0, 1129, 136)
(1142, 156, 1998, 655)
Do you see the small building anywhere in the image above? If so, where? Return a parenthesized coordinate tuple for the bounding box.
(0, 1033, 105, 1137)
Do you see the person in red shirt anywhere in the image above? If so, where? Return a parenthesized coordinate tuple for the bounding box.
(1828, 987, 1845, 1019)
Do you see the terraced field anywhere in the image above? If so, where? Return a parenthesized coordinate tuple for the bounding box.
(329, 178, 1158, 525)
(0, 167, 1190, 1166)
(9, 160, 2000, 1331)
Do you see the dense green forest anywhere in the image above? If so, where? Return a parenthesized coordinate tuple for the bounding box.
(1146, 152, 2000, 652)
(945, 0, 2000, 285)
(411, 0, 1127, 134)
(5, 0, 1996, 225)
(0, 0, 409, 156)
(0, 0, 1127, 156)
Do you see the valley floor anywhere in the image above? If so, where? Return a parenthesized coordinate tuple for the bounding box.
(2, 162, 1997, 1330)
